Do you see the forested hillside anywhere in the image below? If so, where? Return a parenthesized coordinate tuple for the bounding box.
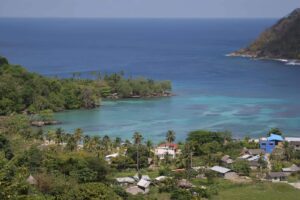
(233, 8, 300, 59)
(0, 56, 171, 115)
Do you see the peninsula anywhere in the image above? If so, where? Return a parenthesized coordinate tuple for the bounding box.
(0, 56, 172, 116)
(231, 8, 300, 60)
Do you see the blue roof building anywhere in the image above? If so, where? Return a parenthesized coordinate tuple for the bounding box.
(267, 134, 284, 142)
(260, 134, 284, 153)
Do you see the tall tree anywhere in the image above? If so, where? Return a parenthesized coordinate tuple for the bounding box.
(166, 130, 176, 143)
(268, 128, 283, 136)
(133, 132, 143, 172)
(66, 135, 77, 151)
(74, 128, 83, 146)
(146, 140, 153, 157)
(114, 137, 122, 147)
(102, 135, 111, 153)
(55, 128, 64, 144)
(83, 135, 91, 150)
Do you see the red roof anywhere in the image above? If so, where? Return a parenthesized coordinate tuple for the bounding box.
(159, 143, 178, 149)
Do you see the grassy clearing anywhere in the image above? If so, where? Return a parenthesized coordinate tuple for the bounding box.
(212, 182, 300, 200)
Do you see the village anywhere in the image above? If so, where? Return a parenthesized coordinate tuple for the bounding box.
(102, 132, 300, 197)
(32, 128, 300, 199)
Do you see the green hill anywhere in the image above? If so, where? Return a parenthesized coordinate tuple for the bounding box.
(233, 8, 300, 59)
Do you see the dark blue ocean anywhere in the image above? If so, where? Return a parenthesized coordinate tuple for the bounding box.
(1, 18, 300, 141)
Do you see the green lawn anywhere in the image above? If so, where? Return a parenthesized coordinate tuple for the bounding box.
(212, 182, 300, 200)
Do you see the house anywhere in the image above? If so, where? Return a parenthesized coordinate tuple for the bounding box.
(221, 155, 234, 165)
(245, 149, 265, 156)
(267, 172, 288, 182)
(126, 186, 148, 195)
(137, 179, 151, 193)
(224, 172, 239, 180)
(141, 175, 151, 181)
(285, 137, 300, 150)
(26, 175, 37, 185)
(155, 143, 178, 159)
(210, 166, 231, 176)
(247, 155, 260, 161)
(260, 134, 284, 153)
(105, 153, 119, 163)
(155, 176, 167, 182)
(282, 164, 300, 174)
(116, 177, 135, 186)
(177, 179, 195, 188)
(238, 154, 252, 160)
(248, 160, 260, 170)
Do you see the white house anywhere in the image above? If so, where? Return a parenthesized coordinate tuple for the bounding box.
(105, 153, 119, 163)
(154, 143, 179, 159)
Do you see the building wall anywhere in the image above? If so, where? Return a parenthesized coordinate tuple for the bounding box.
(260, 140, 275, 153)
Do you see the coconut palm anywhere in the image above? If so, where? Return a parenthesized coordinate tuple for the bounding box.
(182, 142, 194, 170)
(114, 137, 122, 148)
(55, 128, 64, 144)
(146, 140, 153, 157)
(102, 135, 111, 153)
(66, 135, 77, 151)
(91, 136, 101, 152)
(83, 135, 91, 150)
(74, 128, 83, 145)
(46, 130, 56, 143)
(166, 130, 176, 144)
(133, 132, 143, 171)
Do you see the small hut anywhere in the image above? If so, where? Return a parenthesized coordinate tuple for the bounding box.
(26, 175, 37, 185)
(177, 179, 194, 188)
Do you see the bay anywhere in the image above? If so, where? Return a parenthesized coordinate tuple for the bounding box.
(1, 18, 300, 142)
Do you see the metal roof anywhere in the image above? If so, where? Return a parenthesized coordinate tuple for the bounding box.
(211, 166, 231, 174)
(137, 179, 151, 188)
(155, 176, 167, 181)
(116, 177, 135, 184)
(282, 164, 300, 172)
(285, 137, 300, 142)
(267, 134, 283, 141)
(268, 172, 287, 178)
(247, 155, 260, 161)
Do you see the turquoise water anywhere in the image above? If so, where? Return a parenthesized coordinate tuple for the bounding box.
(1, 18, 300, 142)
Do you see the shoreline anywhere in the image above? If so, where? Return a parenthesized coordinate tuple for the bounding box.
(227, 52, 300, 66)
(30, 93, 175, 127)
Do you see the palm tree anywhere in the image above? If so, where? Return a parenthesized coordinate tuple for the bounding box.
(166, 130, 176, 144)
(146, 140, 153, 157)
(91, 136, 101, 152)
(74, 128, 83, 145)
(46, 130, 56, 143)
(55, 128, 64, 145)
(284, 141, 293, 161)
(114, 137, 122, 148)
(133, 132, 143, 172)
(102, 135, 111, 153)
(66, 135, 77, 151)
(183, 142, 193, 170)
(83, 135, 91, 150)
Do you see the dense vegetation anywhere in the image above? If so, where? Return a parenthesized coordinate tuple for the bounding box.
(1, 114, 300, 199)
(234, 8, 300, 59)
(0, 56, 172, 115)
